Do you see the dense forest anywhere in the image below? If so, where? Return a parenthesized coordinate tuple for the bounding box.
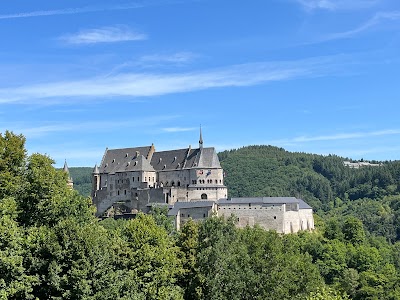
(2, 131, 400, 299)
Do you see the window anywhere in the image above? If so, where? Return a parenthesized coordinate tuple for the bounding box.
(117, 190, 120, 195)
(181, 213, 184, 217)
(124, 190, 127, 195)
(203, 213, 206, 217)
(132, 177, 135, 182)
(137, 177, 139, 181)
(274, 216, 277, 219)
(201, 193, 208, 200)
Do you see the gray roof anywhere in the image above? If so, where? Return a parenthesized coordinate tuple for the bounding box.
(218, 197, 313, 209)
(298, 199, 312, 209)
(121, 155, 155, 173)
(150, 147, 220, 171)
(92, 164, 99, 174)
(99, 144, 222, 174)
(151, 148, 193, 171)
(168, 201, 216, 216)
(197, 147, 221, 168)
(99, 146, 152, 174)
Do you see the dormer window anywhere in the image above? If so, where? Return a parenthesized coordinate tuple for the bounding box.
(163, 164, 166, 169)
(135, 151, 140, 157)
(126, 162, 130, 167)
(125, 153, 129, 157)
(159, 157, 162, 164)
(134, 161, 138, 166)
(173, 156, 177, 162)
(112, 159, 115, 163)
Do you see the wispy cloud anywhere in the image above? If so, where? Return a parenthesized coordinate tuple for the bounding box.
(162, 127, 197, 133)
(1, 115, 178, 138)
(0, 1, 189, 20)
(139, 52, 197, 64)
(325, 11, 400, 40)
(60, 25, 147, 45)
(295, 0, 379, 11)
(270, 129, 400, 145)
(0, 3, 145, 20)
(0, 55, 348, 104)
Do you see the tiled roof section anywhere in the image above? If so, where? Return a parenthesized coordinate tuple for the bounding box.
(119, 155, 155, 172)
(198, 147, 221, 168)
(218, 197, 300, 205)
(92, 164, 99, 174)
(100, 146, 152, 174)
(168, 201, 216, 216)
(151, 148, 190, 171)
(298, 199, 313, 209)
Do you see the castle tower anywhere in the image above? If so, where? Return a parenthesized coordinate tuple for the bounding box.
(92, 164, 100, 197)
(63, 160, 74, 189)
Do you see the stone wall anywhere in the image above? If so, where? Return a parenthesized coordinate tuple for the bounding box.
(217, 202, 285, 232)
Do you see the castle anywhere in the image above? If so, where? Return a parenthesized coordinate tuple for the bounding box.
(91, 131, 314, 233)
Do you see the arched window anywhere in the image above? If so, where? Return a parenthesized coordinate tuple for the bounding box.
(177, 181, 181, 187)
(201, 193, 208, 200)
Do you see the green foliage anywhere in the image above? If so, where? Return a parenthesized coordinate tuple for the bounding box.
(3, 131, 400, 299)
(69, 167, 93, 197)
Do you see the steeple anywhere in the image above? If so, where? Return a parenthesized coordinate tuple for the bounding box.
(199, 125, 203, 150)
(93, 164, 99, 174)
(63, 160, 70, 175)
(63, 160, 73, 189)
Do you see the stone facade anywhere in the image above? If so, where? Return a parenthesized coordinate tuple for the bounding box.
(167, 197, 314, 233)
(91, 132, 315, 234)
(92, 133, 227, 216)
(217, 197, 314, 234)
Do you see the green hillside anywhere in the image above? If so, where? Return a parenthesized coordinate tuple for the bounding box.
(3, 132, 400, 299)
(72, 145, 400, 242)
(69, 167, 92, 197)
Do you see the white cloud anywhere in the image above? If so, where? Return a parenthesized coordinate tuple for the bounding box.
(270, 129, 400, 145)
(139, 52, 197, 64)
(325, 11, 400, 40)
(296, 0, 379, 11)
(0, 55, 346, 104)
(162, 127, 197, 133)
(1, 115, 178, 138)
(60, 26, 147, 45)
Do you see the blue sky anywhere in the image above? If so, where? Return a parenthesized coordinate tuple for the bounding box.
(1, 0, 400, 167)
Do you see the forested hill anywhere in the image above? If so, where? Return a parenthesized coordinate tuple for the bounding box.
(68, 167, 92, 197)
(72, 145, 400, 242)
(219, 145, 400, 242)
(219, 145, 400, 211)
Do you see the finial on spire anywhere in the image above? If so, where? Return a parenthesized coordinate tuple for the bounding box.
(63, 159, 69, 174)
(199, 125, 203, 149)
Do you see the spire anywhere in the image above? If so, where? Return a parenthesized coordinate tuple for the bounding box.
(63, 160, 74, 189)
(199, 125, 203, 149)
(93, 164, 99, 174)
(63, 159, 70, 175)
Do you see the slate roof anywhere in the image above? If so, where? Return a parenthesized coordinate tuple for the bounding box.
(121, 155, 155, 173)
(150, 147, 220, 171)
(197, 147, 221, 168)
(298, 199, 312, 209)
(168, 201, 216, 216)
(151, 148, 192, 171)
(218, 197, 313, 209)
(100, 146, 152, 174)
(99, 145, 222, 174)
